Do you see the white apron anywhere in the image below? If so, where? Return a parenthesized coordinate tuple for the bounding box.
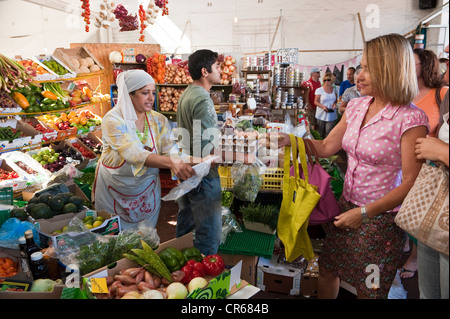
(93, 148, 161, 230)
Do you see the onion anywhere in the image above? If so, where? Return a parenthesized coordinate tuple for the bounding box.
(141, 289, 165, 299)
(166, 282, 188, 299)
(187, 277, 208, 293)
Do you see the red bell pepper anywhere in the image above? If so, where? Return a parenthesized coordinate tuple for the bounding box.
(202, 255, 225, 276)
(180, 260, 206, 284)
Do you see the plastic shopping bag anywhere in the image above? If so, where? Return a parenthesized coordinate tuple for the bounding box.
(231, 157, 267, 202)
(162, 156, 219, 201)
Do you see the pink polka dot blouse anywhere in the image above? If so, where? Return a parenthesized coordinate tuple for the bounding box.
(341, 96, 429, 211)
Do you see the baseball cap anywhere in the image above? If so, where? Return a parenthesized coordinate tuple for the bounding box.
(310, 67, 322, 74)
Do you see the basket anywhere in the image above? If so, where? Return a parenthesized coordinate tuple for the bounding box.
(219, 166, 284, 191)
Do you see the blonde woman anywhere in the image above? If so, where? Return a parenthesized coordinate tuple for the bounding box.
(314, 72, 338, 138)
(270, 34, 429, 298)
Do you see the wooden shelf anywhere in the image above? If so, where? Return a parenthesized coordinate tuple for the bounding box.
(0, 102, 103, 117)
(33, 71, 105, 83)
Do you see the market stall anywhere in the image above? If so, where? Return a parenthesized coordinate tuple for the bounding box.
(0, 3, 349, 300)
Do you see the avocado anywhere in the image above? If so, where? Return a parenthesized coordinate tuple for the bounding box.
(38, 193, 52, 204)
(61, 203, 78, 214)
(10, 208, 28, 221)
(48, 195, 65, 211)
(30, 203, 52, 219)
(67, 196, 84, 211)
(59, 192, 74, 204)
(25, 203, 36, 214)
(28, 196, 40, 205)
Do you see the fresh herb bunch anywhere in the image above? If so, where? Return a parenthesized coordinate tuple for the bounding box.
(240, 203, 279, 230)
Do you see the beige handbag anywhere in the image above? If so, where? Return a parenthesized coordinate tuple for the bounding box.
(395, 163, 449, 255)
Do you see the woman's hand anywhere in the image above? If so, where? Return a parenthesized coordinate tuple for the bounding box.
(171, 162, 196, 181)
(415, 136, 449, 166)
(260, 132, 291, 149)
(334, 207, 363, 230)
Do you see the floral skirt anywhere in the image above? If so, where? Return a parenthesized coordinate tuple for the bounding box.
(320, 197, 405, 299)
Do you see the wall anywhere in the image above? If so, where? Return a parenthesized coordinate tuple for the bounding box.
(0, 0, 446, 67)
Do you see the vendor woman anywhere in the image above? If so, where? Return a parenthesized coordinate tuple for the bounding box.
(93, 69, 195, 230)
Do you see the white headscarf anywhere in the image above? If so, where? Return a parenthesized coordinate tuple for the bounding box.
(115, 69, 155, 137)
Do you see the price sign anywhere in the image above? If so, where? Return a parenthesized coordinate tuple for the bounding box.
(90, 278, 108, 294)
(277, 48, 299, 64)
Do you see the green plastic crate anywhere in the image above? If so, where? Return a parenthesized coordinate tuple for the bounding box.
(219, 226, 276, 259)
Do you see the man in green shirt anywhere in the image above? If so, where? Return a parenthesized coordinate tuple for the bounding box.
(176, 49, 223, 255)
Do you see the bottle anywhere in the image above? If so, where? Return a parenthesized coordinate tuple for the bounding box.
(18, 236, 26, 251)
(29, 252, 49, 280)
(24, 230, 41, 262)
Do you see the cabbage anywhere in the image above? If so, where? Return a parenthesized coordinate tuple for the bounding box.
(30, 279, 62, 292)
(109, 51, 122, 63)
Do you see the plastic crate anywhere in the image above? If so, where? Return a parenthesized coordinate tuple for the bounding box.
(219, 166, 284, 191)
(219, 226, 276, 259)
(0, 209, 10, 227)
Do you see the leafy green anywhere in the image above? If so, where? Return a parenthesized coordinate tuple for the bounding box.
(240, 203, 279, 230)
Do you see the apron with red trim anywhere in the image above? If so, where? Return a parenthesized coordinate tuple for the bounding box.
(94, 159, 161, 229)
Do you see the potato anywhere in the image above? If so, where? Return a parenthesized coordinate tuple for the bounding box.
(90, 65, 100, 72)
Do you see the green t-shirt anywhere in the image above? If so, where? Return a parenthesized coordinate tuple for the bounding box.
(177, 85, 219, 177)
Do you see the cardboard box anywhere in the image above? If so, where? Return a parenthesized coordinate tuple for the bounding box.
(53, 47, 104, 76)
(0, 246, 34, 289)
(34, 210, 121, 249)
(243, 221, 277, 235)
(16, 120, 43, 145)
(219, 252, 258, 286)
(0, 160, 28, 192)
(83, 232, 247, 299)
(256, 255, 302, 295)
(24, 117, 58, 142)
(34, 54, 76, 79)
(0, 284, 64, 299)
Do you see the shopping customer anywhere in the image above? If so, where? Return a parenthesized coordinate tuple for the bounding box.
(338, 67, 356, 98)
(269, 33, 429, 299)
(398, 48, 448, 280)
(93, 69, 195, 230)
(314, 72, 338, 138)
(303, 68, 322, 130)
(175, 49, 223, 256)
(415, 43, 449, 300)
(339, 66, 362, 114)
(413, 48, 448, 137)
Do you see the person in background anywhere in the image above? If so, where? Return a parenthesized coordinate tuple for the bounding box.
(412, 49, 448, 137)
(176, 49, 223, 256)
(268, 34, 429, 299)
(314, 72, 338, 138)
(415, 43, 449, 299)
(303, 68, 322, 131)
(398, 48, 449, 280)
(338, 66, 356, 98)
(93, 70, 195, 230)
(339, 66, 362, 114)
(438, 45, 449, 123)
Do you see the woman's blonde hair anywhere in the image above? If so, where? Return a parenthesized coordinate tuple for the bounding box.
(322, 72, 334, 85)
(364, 33, 418, 106)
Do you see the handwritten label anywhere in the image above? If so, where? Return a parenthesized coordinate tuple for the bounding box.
(90, 278, 108, 294)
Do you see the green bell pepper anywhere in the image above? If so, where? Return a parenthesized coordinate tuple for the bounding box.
(158, 247, 186, 272)
(181, 247, 203, 263)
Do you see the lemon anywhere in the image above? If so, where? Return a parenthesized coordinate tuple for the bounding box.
(95, 216, 104, 222)
(84, 224, 93, 229)
(92, 220, 103, 228)
(83, 216, 94, 223)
